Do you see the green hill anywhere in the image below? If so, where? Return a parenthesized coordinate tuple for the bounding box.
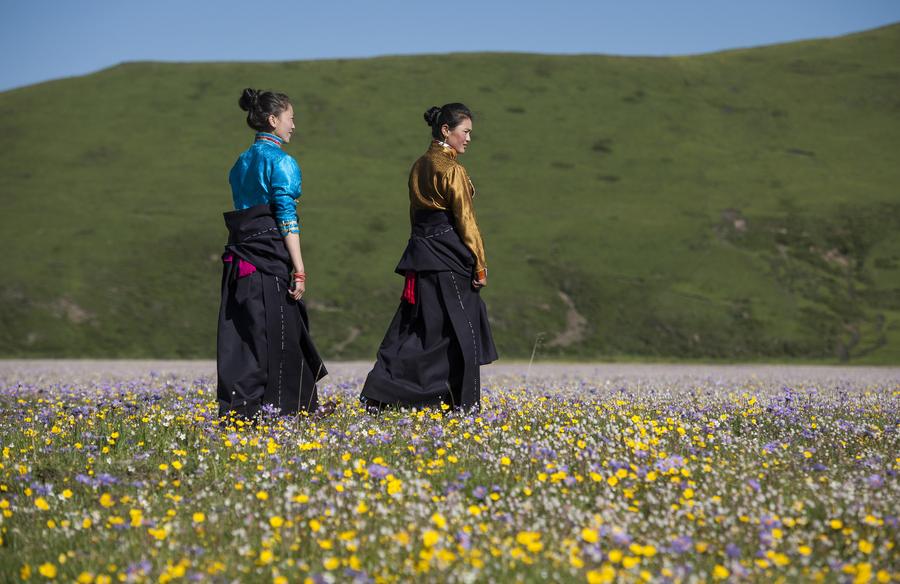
(2, 25, 899, 363)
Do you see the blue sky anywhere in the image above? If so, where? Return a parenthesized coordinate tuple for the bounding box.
(2, 0, 898, 92)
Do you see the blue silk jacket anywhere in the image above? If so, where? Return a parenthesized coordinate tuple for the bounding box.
(229, 132, 301, 236)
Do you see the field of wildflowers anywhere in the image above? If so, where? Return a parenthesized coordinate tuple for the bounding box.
(0, 362, 897, 583)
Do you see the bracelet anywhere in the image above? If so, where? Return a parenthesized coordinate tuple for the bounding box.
(293, 273, 306, 281)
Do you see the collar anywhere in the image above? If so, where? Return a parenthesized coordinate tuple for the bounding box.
(255, 132, 284, 148)
(430, 139, 457, 159)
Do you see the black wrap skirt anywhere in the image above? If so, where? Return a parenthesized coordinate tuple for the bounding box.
(360, 210, 498, 410)
(216, 204, 327, 419)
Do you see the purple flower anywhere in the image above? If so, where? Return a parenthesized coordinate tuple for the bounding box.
(726, 543, 741, 558)
(670, 535, 693, 554)
(655, 455, 685, 472)
(867, 474, 884, 489)
(96, 473, 119, 486)
(126, 560, 152, 575)
(367, 464, 389, 480)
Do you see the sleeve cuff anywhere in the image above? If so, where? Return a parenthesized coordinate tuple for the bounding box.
(278, 219, 300, 236)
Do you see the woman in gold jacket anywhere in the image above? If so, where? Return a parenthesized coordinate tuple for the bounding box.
(360, 103, 498, 410)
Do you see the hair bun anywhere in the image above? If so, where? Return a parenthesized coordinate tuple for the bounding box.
(239, 88, 260, 112)
(424, 106, 442, 127)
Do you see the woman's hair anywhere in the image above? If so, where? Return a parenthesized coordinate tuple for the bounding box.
(239, 88, 292, 132)
(424, 103, 473, 140)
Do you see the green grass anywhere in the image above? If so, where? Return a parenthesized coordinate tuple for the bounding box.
(1, 24, 899, 362)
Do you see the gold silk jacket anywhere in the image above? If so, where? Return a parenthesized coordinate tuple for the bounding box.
(408, 141, 487, 277)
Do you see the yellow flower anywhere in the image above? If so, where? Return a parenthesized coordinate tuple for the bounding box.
(422, 530, 440, 547)
(622, 556, 640, 569)
(270, 516, 284, 528)
(193, 512, 205, 523)
(99, 493, 114, 508)
(798, 545, 812, 556)
(516, 531, 543, 553)
(339, 530, 356, 541)
(858, 540, 874, 554)
(608, 550, 623, 563)
(148, 527, 167, 540)
(712, 565, 729, 580)
(309, 519, 322, 532)
(256, 491, 269, 501)
(581, 528, 599, 543)
(431, 513, 447, 529)
(258, 549, 274, 565)
(323, 557, 340, 570)
(468, 505, 481, 516)
(76, 572, 94, 583)
(500, 456, 511, 466)
(387, 479, 402, 495)
(356, 501, 369, 514)
(39, 563, 57, 578)
(171, 460, 183, 470)
(607, 476, 619, 487)
(830, 519, 843, 530)
(683, 488, 694, 499)
(586, 565, 616, 584)
(293, 494, 309, 504)
(62, 489, 73, 499)
(34, 497, 49, 511)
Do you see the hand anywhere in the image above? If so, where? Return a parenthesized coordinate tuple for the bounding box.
(290, 279, 305, 301)
(472, 275, 487, 289)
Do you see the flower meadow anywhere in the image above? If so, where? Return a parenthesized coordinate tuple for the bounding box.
(0, 362, 897, 583)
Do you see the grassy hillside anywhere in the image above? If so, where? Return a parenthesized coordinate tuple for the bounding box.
(1, 25, 899, 363)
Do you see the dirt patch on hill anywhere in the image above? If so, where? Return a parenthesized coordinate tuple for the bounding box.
(547, 291, 588, 348)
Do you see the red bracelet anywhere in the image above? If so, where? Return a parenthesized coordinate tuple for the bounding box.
(294, 273, 306, 281)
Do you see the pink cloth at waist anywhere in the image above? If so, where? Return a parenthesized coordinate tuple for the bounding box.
(402, 271, 416, 304)
(222, 253, 257, 278)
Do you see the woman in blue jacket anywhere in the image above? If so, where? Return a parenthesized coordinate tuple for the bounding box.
(216, 88, 326, 419)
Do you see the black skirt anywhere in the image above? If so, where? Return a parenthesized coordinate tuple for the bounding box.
(216, 204, 327, 419)
(360, 210, 498, 410)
